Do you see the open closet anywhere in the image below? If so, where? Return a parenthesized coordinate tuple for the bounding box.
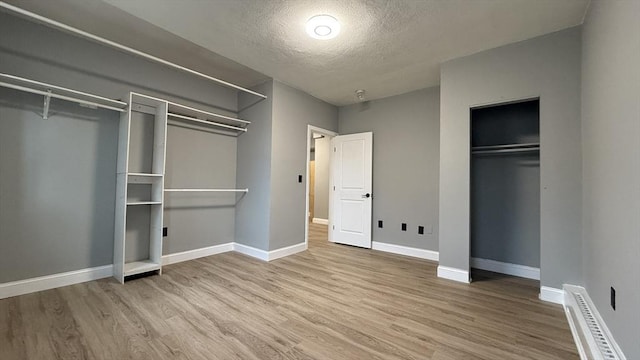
(470, 99, 540, 280)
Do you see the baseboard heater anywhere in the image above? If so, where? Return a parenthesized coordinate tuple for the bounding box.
(563, 285, 626, 360)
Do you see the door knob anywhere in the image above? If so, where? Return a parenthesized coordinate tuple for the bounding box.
(362, 193, 371, 198)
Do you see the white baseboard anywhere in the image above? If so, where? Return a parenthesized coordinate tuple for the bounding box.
(268, 242, 307, 261)
(539, 286, 564, 305)
(437, 266, 470, 283)
(372, 242, 439, 261)
(233, 242, 307, 261)
(162, 243, 234, 265)
(0, 265, 113, 300)
(563, 284, 627, 360)
(233, 243, 270, 261)
(470, 257, 540, 280)
(312, 218, 329, 225)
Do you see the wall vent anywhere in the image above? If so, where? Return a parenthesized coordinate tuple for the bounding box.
(563, 285, 626, 360)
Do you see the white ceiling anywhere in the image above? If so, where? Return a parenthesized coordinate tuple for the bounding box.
(6, 0, 589, 106)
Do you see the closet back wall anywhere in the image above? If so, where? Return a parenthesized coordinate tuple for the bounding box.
(0, 12, 239, 283)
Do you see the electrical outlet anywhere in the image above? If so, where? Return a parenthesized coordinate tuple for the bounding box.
(418, 226, 424, 235)
(378, 220, 383, 228)
(163, 227, 168, 237)
(401, 223, 407, 231)
(298, 175, 303, 183)
(611, 287, 616, 310)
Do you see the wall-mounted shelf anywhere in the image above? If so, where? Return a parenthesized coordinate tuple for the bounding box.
(0, 73, 127, 119)
(166, 101, 250, 136)
(0, 2, 267, 100)
(126, 201, 163, 206)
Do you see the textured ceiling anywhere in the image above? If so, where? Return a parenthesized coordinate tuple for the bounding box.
(5, 0, 589, 105)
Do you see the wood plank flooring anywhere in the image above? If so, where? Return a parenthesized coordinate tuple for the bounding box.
(0, 223, 578, 359)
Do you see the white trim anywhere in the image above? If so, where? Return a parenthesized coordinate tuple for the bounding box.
(0, 265, 113, 299)
(162, 243, 233, 265)
(233, 242, 308, 262)
(372, 242, 439, 261)
(470, 257, 540, 280)
(312, 217, 329, 225)
(233, 243, 270, 261)
(539, 286, 564, 305)
(563, 285, 627, 360)
(437, 266, 470, 283)
(268, 242, 307, 261)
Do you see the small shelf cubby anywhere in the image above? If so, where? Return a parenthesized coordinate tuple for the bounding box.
(114, 93, 168, 283)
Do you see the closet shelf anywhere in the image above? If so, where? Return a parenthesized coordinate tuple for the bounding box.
(128, 173, 163, 177)
(0, 73, 127, 116)
(164, 188, 249, 193)
(126, 201, 163, 206)
(1, 3, 267, 100)
(168, 101, 250, 125)
(124, 260, 161, 277)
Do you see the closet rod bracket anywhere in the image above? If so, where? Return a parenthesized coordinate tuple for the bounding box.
(42, 89, 51, 120)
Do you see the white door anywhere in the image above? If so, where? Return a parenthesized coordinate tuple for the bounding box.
(329, 132, 373, 248)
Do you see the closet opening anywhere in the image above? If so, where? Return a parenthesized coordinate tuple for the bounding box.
(305, 125, 337, 249)
(470, 98, 540, 283)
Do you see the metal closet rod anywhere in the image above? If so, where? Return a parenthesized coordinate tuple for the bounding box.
(471, 142, 540, 151)
(164, 189, 249, 192)
(472, 147, 540, 155)
(167, 113, 247, 132)
(0, 2, 267, 100)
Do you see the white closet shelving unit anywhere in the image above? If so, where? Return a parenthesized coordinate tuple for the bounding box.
(114, 92, 252, 283)
(114, 93, 168, 283)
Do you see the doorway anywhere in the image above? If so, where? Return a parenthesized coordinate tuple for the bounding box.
(305, 125, 337, 248)
(470, 99, 541, 281)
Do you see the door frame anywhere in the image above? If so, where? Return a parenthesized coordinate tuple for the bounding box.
(305, 125, 338, 248)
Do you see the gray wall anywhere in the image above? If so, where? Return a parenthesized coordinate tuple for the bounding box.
(269, 81, 338, 250)
(0, 12, 240, 282)
(235, 81, 274, 250)
(581, 1, 640, 358)
(439, 27, 583, 288)
(339, 87, 440, 251)
(164, 125, 237, 254)
(313, 137, 330, 220)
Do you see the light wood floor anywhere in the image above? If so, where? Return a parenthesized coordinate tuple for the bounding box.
(0, 223, 578, 359)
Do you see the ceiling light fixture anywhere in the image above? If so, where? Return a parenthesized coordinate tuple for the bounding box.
(306, 15, 340, 40)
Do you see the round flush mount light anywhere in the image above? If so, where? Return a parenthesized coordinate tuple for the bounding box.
(306, 15, 340, 40)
